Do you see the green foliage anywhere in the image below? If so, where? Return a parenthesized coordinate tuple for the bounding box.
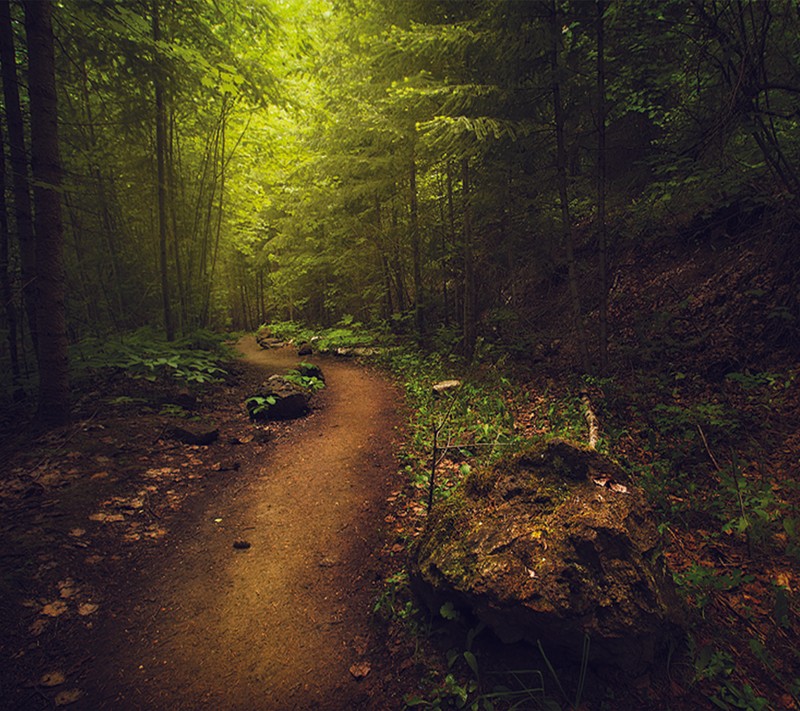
(372, 569, 430, 642)
(380, 346, 520, 505)
(689, 639, 771, 710)
(652, 401, 740, 439)
(725, 371, 787, 391)
(260, 319, 376, 352)
(439, 601, 459, 621)
(718, 460, 780, 548)
(710, 682, 769, 711)
(74, 329, 232, 386)
(405, 623, 567, 710)
(283, 370, 326, 392)
(693, 643, 735, 682)
(159, 403, 191, 418)
(674, 564, 754, 611)
(245, 395, 278, 417)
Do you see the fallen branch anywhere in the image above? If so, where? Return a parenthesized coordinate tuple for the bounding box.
(580, 391, 600, 450)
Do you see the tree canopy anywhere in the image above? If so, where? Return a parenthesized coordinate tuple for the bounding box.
(2, 0, 800, 414)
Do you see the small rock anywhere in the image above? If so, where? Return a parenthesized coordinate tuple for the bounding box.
(433, 379, 462, 396)
(233, 540, 251, 550)
(168, 426, 219, 446)
(163, 388, 197, 411)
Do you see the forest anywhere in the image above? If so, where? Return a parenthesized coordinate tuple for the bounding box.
(2, 0, 800, 709)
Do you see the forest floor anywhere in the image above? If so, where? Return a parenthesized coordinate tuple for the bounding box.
(3, 233, 800, 711)
(0, 336, 428, 710)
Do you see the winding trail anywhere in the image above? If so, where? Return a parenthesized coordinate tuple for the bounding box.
(92, 337, 400, 709)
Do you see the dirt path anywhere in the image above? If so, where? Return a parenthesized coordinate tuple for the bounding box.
(88, 337, 402, 709)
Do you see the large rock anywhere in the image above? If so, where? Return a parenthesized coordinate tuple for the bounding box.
(296, 362, 324, 382)
(411, 440, 685, 674)
(331, 346, 380, 357)
(255, 330, 286, 350)
(246, 374, 311, 421)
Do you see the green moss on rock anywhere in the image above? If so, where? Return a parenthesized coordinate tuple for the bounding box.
(410, 438, 686, 674)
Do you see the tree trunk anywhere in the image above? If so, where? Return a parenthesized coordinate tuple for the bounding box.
(390, 203, 406, 313)
(550, 0, 590, 373)
(443, 163, 456, 326)
(462, 158, 477, 362)
(597, 0, 609, 374)
(374, 194, 394, 319)
(24, 0, 70, 426)
(409, 149, 425, 340)
(167, 107, 186, 333)
(202, 100, 227, 327)
(78, 61, 125, 324)
(152, 1, 174, 341)
(0, 0, 37, 356)
(0, 116, 21, 393)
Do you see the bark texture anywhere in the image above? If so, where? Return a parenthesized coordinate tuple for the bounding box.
(25, 0, 70, 425)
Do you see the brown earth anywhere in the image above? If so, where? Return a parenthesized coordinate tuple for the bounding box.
(0, 337, 414, 710)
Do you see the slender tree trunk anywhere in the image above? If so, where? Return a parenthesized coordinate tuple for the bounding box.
(25, 0, 70, 426)
(0, 117, 21, 393)
(390, 203, 406, 313)
(409, 149, 425, 340)
(152, 1, 174, 341)
(462, 158, 477, 362)
(258, 268, 266, 324)
(0, 0, 37, 356)
(63, 190, 105, 329)
(78, 62, 125, 323)
(550, 0, 590, 373)
(443, 164, 456, 326)
(202, 101, 227, 327)
(374, 194, 394, 319)
(167, 108, 186, 333)
(199, 116, 222, 322)
(597, 0, 609, 374)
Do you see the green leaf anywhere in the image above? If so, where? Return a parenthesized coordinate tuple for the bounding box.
(463, 650, 479, 677)
(440, 601, 459, 620)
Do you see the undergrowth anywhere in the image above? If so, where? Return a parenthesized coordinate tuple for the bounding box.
(379, 347, 521, 506)
(259, 315, 376, 352)
(71, 328, 234, 387)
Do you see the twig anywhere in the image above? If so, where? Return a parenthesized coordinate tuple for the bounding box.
(428, 383, 461, 512)
(696, 424, 722, 472)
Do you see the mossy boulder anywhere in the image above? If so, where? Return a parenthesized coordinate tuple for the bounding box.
(411, 439, 685, 674)
(246, 375, 311, 421)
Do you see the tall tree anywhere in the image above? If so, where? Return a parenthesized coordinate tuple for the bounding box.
(0, 116, 21, 395)
(0, 0, 37, 355)
(462, 157, 476, 361)
(24, 0, 70, 425)
(596, 0, 608, 374)
(152, 0, 174, 341)
(550, 0, 590, 373)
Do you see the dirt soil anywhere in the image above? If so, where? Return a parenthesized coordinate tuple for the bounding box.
(0, 337, 413, 710)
